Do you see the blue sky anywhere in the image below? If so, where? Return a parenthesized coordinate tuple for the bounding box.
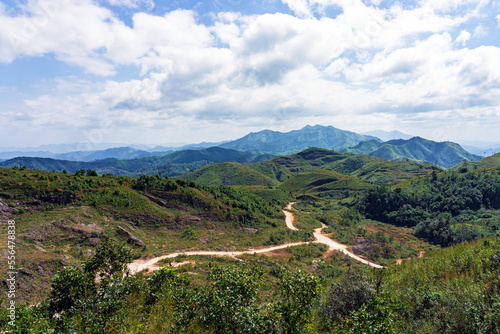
(0, 0, 499, 148)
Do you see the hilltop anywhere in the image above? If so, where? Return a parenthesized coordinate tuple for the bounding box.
(449, 152, 500, 171)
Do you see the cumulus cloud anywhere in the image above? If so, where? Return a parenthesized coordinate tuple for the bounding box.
(455, 29, 471, 45)
(0, 0, 118, 75)
(1, 0, 500, 145)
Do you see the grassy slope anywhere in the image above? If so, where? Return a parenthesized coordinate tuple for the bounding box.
(176, 162, 279, 186)
(352, 160, 441, 185)
(450, 152, 500, 171)
(380, 237, 500, 333)
(278, 170, 376, 198)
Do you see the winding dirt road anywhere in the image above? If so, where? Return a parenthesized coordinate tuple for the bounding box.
(129, 202, 382, 273)
(284, 202, 382, 268)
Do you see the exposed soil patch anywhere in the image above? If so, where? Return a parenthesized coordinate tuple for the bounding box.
(0, 199, 13, 219)
(34, 190, 83, 205)
(116, 226, 144, 247)
(350, 238, 392, 258)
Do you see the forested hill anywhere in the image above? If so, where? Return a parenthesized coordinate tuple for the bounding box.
(341, 136, 481, 168)
(357, 167, 500, 246)
(179, 147, 441, 187)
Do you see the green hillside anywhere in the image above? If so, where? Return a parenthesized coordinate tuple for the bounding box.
(2, 163, 499, 333)
(322, 238, 500, 333)
(342, 137, 481, 168)
(279, 170, 375, 199)
(358, 167, 500, 246)
(352, 160, 441, 185)
(340, 139, 383, 155)
(180, 147, 441, 188)
(450, 152, 500, 171)
(0, 168, 298, 305)
(176, 162, 279, 186)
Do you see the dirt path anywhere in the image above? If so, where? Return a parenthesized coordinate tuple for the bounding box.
(129, 202, 382, 273)
(128, 241, 308, 273)
(284, 202, 298, 231)
(313, 223, 382, 268)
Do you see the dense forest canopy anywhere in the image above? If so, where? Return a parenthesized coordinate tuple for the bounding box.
(357, 168, 500, 246)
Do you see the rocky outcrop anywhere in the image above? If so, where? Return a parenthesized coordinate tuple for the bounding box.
(116, 226, 144, 247)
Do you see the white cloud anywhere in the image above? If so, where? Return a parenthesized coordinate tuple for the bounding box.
(497, 14, 500, 26)
(280, 0, 313, 18)
(105, 0, 154, 9)
(0, 0, 118, 75)
(473, 24, 487, 37)
(1, 0, 500, 145)
(455, 29, 471, 45)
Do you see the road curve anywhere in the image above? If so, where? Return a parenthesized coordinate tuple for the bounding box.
(313, 224, 382, 268)
(285, 203, 382, 268)
(129, 202, 382, 273)
(128, 241, 309, 273)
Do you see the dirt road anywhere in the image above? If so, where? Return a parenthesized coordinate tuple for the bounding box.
(129, 202, 382, 272)
(128, 241, 308, 273)
(284, 203, 382, 268)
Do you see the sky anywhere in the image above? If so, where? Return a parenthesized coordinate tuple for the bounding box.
(0, 0, 499, 149)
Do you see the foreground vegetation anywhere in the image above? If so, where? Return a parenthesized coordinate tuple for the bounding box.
(1, 237, 499, 333)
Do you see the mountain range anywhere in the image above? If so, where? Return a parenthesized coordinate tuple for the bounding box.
(0, 125, 485, 174)
(0, 147, 275, 177)
(362, 129, 414, 141)
(218, 125, 379, 154)
(340, 137, 481, 168)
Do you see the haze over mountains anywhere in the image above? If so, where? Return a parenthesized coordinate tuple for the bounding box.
(0, 125, 491, 173)
(362, 130, 414, 141)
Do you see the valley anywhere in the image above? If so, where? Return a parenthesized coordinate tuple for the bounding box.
(129, 202, 382, 273)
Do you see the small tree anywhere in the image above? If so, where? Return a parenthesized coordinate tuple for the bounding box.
(75, 169, 86, 177)
(319, 270, 375, 329)
(273, 267, 323, 333)
(49, 239, 134, 332)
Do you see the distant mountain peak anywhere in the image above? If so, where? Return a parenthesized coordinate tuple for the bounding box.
(218, 125, 378, 154)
